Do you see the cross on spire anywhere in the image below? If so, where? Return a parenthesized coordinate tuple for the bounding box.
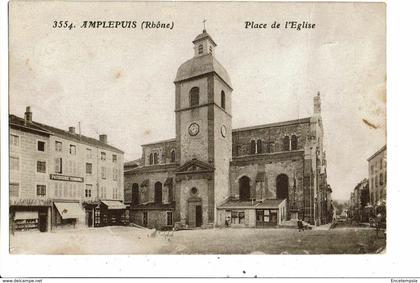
(202, 18, 207, 31)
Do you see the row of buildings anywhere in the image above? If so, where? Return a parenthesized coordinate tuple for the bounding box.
(9, 29, 333, 232)
(348, 145, 387, 221)
(9, 107, 127, 232)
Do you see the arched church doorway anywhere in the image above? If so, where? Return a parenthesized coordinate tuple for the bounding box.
(276, 174, 289, 200)
(239, 176, 251, 201)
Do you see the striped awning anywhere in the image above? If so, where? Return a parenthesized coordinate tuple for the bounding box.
(54, 202, 84, 219)
(164, 177, 173, 186)
(140, 179, 149, 187)
(256, 172, 265, 182)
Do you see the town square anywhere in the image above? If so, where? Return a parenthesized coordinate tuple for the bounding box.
(7, 2, 386, 256)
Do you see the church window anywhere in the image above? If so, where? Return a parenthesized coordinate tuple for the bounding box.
(153, 152, 159, 165)
(168, 184, 174, 202)
(221, 91, 226, 109)
(256, 139, 263, 154)
(239, 176, 251, 201)
(268, 142, 275, 153)
(170, 149, 176, 163)
(250, 140, 256, 154)
(190, 87, 200, 107)
(132, 183, 139, 205)
(149, 153, 153, 165)
(283, 136, 290, 151)
(235, 145, 240, 156)
(209, 45, 213, 54)
(291, 135, 298, 150)
(154, 182, 163, 203)
(198, 44, 203, 54)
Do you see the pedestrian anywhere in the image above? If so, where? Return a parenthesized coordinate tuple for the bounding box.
(376, 213, 382, 238)
(297, 218, 304, 232)
(225, 216, 231, 227)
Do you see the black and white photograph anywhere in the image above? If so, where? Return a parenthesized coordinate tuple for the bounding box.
(11, 0, 420, 281)
(6, 1, 387, 256)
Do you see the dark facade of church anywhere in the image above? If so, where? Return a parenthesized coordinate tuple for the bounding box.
(124, 30, 332, 229)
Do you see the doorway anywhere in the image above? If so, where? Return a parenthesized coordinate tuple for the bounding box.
(39, 211, 47, 232)
(87, 210, 93, 227)
(188, 200, 202, 228)
(195, 205, 202, 227)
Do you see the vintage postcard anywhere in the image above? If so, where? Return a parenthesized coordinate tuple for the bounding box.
(7, 1, 386, 255)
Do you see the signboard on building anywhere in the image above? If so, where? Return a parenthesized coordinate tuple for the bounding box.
(10, 198, 52, 206)
(50, 174, 84, 183)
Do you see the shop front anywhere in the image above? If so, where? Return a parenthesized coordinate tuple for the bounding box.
(97, 200, 129, 226)
(217, 198, 287, 228)
(10, 199, 52, 233)
(256, 209, 278, 227)
(53, 201, 85, 229)
(255, 199, 287, 228)
(12, 208, 50, 232)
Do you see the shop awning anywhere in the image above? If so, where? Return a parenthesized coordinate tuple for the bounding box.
(101, 200, 127, 210)
(140, 179, 149, 187)
(54, 202, 84, 219)
(14, 211, 38, 220)
(256, 172, 265, 182)
(256, 199, 286, 209)
(164, 177, 173, 186)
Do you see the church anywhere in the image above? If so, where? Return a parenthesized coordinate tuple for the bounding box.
(124, 29, 332, 229)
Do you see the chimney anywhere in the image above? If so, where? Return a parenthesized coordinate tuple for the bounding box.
(68, 126, 76, 134)
(24, 106, 32, 123)
(99, 134, 108, 144)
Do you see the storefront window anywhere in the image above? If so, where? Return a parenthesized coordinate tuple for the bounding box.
(231, 210, 245, 224)
(257, 209, 278, 225)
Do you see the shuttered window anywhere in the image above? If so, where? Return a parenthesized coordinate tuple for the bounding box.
(55, 158, 62, 173)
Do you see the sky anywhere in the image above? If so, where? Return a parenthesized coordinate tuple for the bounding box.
(9, 2, 386, 201)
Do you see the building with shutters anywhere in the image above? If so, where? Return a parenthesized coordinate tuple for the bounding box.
(9, 107, 126, 232)
(124, 29, 331, 229)
(367, 145, 387, 206)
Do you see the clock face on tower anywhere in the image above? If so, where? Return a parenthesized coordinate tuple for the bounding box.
(221, 125, 227, 137)
(188, 122, 200, 136)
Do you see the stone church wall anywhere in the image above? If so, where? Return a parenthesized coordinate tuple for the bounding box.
(179, 108, 209, 163)
(229, 158, 304, 204)
(232, 120, 310, 156)
(212, 85, 232, 222)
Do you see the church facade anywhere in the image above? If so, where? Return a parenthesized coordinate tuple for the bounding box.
(124, 30, 332, 229)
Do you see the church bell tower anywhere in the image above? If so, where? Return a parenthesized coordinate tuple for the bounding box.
(173, 29, 233, 227)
